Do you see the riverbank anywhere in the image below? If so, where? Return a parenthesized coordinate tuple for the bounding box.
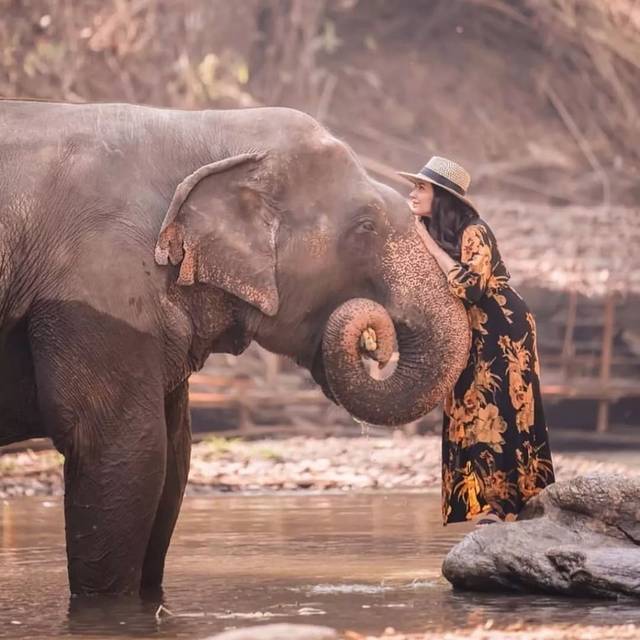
(1, 434, 637, 499)
(208, 622, 640, 640)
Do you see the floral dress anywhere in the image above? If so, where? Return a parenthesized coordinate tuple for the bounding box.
(442, 219, 555, 524)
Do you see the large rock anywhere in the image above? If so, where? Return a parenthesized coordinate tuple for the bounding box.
(206, 623, 338, 640)
(442, 473, 640, 599)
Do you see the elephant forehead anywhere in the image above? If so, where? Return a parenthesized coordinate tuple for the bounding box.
(306, 130, 352, 156)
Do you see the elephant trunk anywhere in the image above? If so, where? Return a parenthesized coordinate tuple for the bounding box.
(321, 297, 469, 426)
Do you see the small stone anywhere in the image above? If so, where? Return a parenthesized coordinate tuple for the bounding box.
(206, 623, 338, 640)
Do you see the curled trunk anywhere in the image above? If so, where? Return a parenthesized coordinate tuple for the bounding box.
(321, 297, 469, 426)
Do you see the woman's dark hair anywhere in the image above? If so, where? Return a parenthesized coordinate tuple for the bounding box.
(424, 185, 479, 260)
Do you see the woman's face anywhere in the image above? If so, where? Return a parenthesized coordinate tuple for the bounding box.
(408, 181, 434, 217)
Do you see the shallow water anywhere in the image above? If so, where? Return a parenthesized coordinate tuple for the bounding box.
(1, 492, 639, 639)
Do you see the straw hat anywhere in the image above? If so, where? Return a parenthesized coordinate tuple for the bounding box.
(397, 156, 478, 214)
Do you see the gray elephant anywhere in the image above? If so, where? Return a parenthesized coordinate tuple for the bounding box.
(0, 99, 469, 595)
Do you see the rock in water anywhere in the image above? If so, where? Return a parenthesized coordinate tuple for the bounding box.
(442, 473, 640, 599)
(207, 623, 338, 640)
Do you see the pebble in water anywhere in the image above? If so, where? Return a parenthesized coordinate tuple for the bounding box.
(206, 622, 338, 640)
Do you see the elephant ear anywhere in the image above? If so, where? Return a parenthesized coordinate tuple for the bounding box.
(155, 153, 280, 317)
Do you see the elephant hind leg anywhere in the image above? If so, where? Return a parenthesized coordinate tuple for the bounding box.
(141, 380, 191, 591)
(0, 316, 46, 446)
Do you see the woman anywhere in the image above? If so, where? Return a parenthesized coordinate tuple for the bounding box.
(398, 156, 555, 525)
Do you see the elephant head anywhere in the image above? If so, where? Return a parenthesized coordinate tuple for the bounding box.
(155, 108, 470, 426)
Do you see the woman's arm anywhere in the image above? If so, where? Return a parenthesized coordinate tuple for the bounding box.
(414, 217, 493, 304)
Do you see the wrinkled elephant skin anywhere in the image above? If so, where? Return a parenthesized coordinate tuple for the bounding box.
(0, 100, 469, 594)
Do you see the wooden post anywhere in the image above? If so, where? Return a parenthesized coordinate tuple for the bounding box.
(237, 401, 251, 433)
(561, 289, 578, 379)
(596, 292, 616, 433)
(2, 501, 13, 548)
(264, 352, 280, 385)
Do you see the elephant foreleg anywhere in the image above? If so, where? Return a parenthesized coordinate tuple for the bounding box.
(60, 406, 166, 595)
(29, 304, 167, 595)
(141, 380, 191, 591)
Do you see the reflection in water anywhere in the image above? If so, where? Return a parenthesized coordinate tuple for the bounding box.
(66, 595, 165, 637)
(1, 493, 639, 639)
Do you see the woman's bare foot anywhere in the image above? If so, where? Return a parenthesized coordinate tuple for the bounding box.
(474, 511, 503, 527)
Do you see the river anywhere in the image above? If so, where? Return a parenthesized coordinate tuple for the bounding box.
(1, 492, 639, 638)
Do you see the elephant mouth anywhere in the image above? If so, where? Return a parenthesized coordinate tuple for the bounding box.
(309, 346, 337, 404)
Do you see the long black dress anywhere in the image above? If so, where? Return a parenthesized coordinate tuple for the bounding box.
(441, 219, 555, 524)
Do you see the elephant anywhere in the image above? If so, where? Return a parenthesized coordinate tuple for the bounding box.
(0, 99, 470, 595)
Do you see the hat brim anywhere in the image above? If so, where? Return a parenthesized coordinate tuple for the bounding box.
(397, 171, 479, 216)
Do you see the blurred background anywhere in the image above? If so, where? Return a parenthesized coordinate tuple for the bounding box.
(2, 0, 639, 445)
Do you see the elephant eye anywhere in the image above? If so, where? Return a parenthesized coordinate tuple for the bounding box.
(357, 219, 376, 234)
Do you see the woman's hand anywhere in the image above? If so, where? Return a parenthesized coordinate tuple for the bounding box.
(413, 215, 437, 250)
(413, 215, 457, 274)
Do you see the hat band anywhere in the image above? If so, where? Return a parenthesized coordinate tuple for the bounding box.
(419, 167, 466, 196)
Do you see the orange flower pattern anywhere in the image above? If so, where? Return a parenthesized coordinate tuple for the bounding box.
(442, 221, 554, 523)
